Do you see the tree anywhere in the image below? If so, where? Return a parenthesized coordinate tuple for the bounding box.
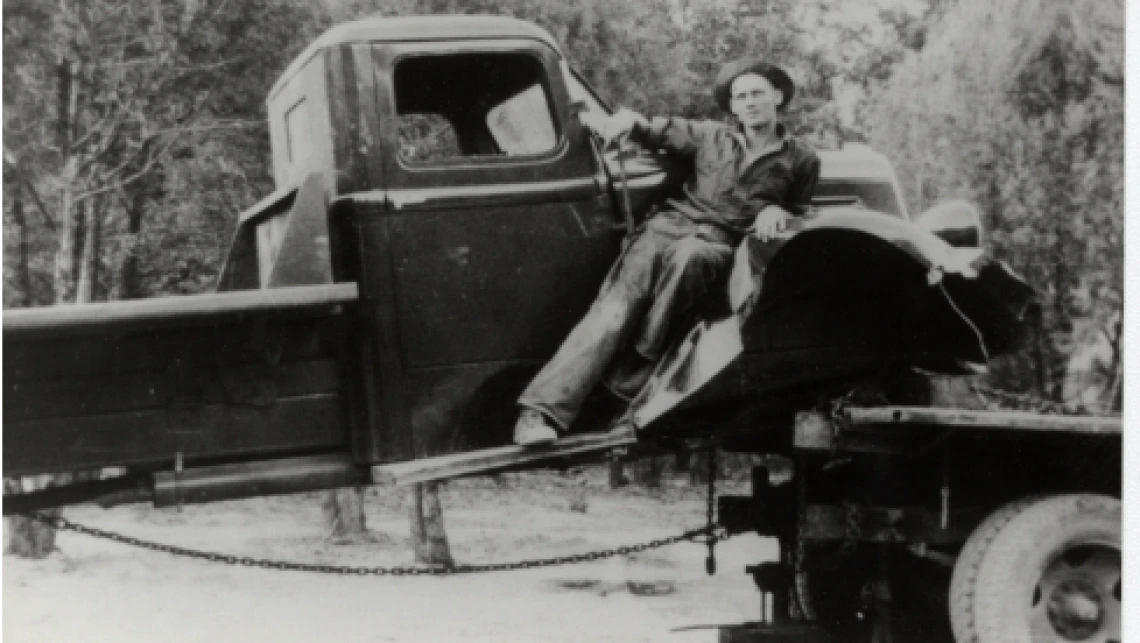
(862, 0, 1123, 402)
(2, 0, 323, 557)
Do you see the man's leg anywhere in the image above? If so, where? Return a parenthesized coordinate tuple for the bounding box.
(515, 230, 661, 443)
(606, 234, 733, 400)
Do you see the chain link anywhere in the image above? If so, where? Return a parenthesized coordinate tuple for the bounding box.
(21, 505, 729, 577)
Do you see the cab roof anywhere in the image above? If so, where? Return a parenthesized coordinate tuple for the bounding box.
(270, 15, 562, 101)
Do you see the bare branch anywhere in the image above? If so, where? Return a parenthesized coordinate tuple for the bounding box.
(101, 55, 247, 74)
(3, 149, 58, 231)
(88, 133, 156, 186)
(75, 133, 181, 201)
(77, 110, 131, 175)
(154, 121, 266, 134)
(71, 101, 124, 151)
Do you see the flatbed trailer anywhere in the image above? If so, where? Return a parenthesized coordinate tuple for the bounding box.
(713, 403, 1121, 643)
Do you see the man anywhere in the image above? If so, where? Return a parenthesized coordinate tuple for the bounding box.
(515, 59, 821, 446)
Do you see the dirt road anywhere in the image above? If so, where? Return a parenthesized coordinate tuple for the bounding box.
(5, 470, 773, 643)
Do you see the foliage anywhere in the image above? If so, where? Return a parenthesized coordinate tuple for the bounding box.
(862, 0, 1123, 405)
(3, 0, 320, 304)
(3, 0, 1122, 406)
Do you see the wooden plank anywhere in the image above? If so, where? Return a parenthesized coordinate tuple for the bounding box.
(844, 406, 1122, 436)
(373, 430, 637, 486)
(4, 283, 357, 337)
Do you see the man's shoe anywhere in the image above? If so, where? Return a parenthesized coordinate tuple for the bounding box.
(514, 410, 559, 446)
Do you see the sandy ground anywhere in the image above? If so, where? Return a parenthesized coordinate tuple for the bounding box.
(4, 469, 777, 643)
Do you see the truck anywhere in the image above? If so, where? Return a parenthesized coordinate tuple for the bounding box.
(3, 15, 1121, 643)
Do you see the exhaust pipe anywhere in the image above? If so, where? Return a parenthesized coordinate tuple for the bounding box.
(3, 454, 372, 514)
(153, 453, 371, 508)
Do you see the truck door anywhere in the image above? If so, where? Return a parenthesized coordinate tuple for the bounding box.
(380, 42, 625, 370)
(352, 40, 639, 453)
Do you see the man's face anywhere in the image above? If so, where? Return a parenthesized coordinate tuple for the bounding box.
(729, 73, 782, 129)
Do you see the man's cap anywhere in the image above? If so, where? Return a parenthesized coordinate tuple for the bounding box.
(713, 60, 795, 112)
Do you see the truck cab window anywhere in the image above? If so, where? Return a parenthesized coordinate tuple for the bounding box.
(398, 113, 462, 163)
(394, 52, 560, 164)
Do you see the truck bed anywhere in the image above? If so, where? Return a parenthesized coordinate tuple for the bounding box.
(3, 284, 357, 477)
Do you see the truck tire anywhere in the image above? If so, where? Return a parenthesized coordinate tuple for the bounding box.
(950, 494, 1120, 643)
(949, 496, 1043, 643)
(794, 544, 874, 634)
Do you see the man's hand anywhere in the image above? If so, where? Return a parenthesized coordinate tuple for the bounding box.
(750, 205, 792, 242)
(581, 108, 648, 147)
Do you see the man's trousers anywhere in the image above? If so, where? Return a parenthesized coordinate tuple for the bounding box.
(518, 210, 734, 430)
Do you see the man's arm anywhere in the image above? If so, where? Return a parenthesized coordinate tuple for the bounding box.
(584, 109, 715, 158)
(750, 150, 822, 241)
(632, 116, 718, 158)
(786, 152, 821, 215)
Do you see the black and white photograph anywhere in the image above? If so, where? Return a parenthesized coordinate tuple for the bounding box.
(2, 1, 1127, 641)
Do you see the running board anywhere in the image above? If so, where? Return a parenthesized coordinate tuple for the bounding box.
(372, 431, 637, 486)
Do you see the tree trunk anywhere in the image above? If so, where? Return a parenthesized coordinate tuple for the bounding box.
(4, 478, 59, 559)
(1031, 307, 1050, 398)
(111, 188, 146, 300)
(53, 161, 79, 304)
(53, 61, 79, 305)
(608, 454, 628, 489)
(322, 488, 369, 542)
(10, 64, 81, 557)
(408, 482, 453, 567)
(567, 470, 589, 513)
(633, 456, 665, 488)
(10, 182, 33, 306)
(1102, 317, 1123, 411)
(76, 197, 102, 303)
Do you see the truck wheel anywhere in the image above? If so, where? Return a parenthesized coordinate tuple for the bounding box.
(950, 494, 1120, 643)
(794, 544, 874, 633)
(949, 496, 1043, 643)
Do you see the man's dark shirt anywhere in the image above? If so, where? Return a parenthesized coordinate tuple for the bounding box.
(632, 117, 821, 241)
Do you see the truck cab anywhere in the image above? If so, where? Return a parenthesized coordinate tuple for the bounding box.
(218, 14, 1028, 464)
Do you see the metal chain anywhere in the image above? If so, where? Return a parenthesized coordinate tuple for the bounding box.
(794, 457, 807, 574)
(704, 447, 719, 575)
(705, 448, 718, 535)
(840, 501, 862, 557)
(21, 505, 729, 577)
(792, 473, 862, 575)
(969, 383, 1090, 415)
(792, 456, 816, 621)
